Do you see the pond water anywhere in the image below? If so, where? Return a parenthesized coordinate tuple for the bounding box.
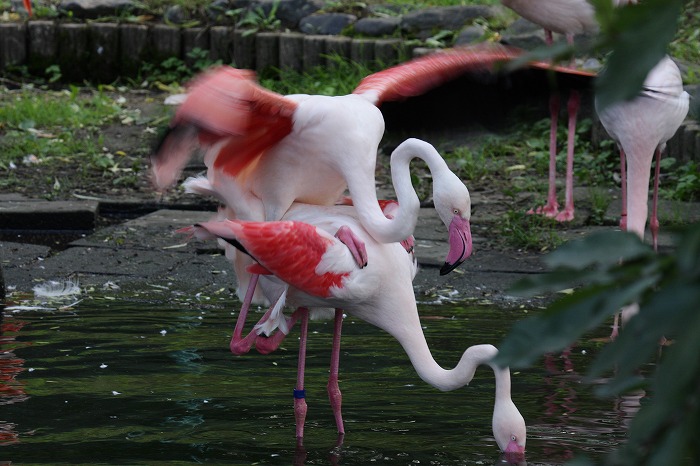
(0, 290, 638, 465)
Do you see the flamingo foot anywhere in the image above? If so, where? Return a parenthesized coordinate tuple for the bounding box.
(255, 330, 290, 354)
(230, 331, 257, 355)
(554, 207, 574, 222)
(294, 392, 308, 439)
(527, 202, 559, 218)
(335, 225, 368, 268)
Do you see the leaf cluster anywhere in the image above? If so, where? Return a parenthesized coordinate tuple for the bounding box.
(496, 224, 700, 465)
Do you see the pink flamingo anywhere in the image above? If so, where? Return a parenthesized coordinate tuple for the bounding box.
(501, 0, 635, 221)
(183, 201, 526, 458)
(596, 55, 689, 337)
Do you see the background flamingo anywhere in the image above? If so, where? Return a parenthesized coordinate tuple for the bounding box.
(184, 200, 526, 457)
(501, 0, 636, 221)
(596, 54, 689, 337)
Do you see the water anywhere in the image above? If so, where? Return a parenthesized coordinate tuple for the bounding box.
(1, 290, 636, 465)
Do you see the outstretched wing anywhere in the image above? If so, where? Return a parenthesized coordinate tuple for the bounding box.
(151, 66, 298, 190)
(353, 43, 523, 105)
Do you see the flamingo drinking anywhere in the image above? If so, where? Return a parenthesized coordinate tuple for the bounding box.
(183, 200, 526, 457)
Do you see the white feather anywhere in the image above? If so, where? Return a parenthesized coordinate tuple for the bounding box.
(33, 280, 81, 298)
(254, 288, 289, 336)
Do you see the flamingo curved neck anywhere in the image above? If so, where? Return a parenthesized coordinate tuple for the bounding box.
(354, 138, 450, 243)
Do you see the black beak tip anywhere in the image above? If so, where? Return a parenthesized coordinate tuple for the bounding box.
(440, 261, 462, 276)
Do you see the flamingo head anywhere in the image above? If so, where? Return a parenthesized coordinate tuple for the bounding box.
(492, 397, 526, 462)
(433, 172, 472, 275)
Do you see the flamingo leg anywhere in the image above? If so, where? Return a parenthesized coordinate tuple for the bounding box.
(229, 274, 260, 355)
(555, 90, 580, 222)
(327, 309, 345, 435)
(650, 147, 662, 251)
(335, 225, 368, 268)
(529, 93, 561, 217)
(294, 309, 310, 439)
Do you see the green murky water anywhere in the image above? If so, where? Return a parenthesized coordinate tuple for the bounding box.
(0, 290, 636, 465)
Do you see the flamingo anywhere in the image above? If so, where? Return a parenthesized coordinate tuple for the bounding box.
(182, 138, 469, 359)
(151, 44, 517, 250)
(501, 0, 636, 221)
(21, 0, 31, 15)
(596, 55, 689, 338)
(182, 201, 526, 457)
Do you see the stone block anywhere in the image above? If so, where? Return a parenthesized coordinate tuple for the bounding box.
(0, 23, 27, 69)
(149, 24, 181, 64)
(302, 34, 325, 71)
(120, 24, 149, 77)
(233, 29, 255, 69)
(88, 22, 120, 82)
(182, 27, 209, 67)
(209, 25, 233, 63)
(255, 31, 279, 74)
(350, 38, 374, 66)
(27, 21, 57, 74)
(278, 32, 303, 72)
(58, 23, 88, 82)
(374, 38, 404, 66)
(324, 35, 351, 67)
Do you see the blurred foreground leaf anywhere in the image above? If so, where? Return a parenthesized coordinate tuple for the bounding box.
(496, 223, 700, 465)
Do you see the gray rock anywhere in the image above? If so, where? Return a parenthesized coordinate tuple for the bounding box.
(354, 17, 400, 37)
(254, 0, 324, 29)
(300, 13, 356, 35)
(401, 5, 494, 36)
(164, 4, 189, 24)
(454, 24, 486, 45)
(60, 0, 136, 18)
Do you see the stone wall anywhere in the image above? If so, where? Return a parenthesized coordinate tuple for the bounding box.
(0, 21, 413, 81)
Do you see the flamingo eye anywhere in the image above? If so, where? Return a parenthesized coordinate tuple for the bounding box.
(453, 209, 459, 215)
(511, 435, 516, 441)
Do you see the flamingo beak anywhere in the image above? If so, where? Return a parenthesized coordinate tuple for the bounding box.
(503, 438, 526, 462)
(440, 215, 472, 275)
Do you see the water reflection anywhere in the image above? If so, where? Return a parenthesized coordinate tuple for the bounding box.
(0, 316, 29, 446)
(0, 296, 634, 464)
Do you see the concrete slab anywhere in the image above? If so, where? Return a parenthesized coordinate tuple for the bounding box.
(0, 198, 99, 230)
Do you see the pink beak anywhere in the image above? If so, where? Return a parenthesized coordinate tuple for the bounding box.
(440, 214, 472, 275)
(503, 438, 525, 462)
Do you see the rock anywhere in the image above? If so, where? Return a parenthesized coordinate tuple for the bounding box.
(454, 24, 486, 45)
(206, 0, 231, 22)
(254, 0, 324, 29)
(164, 4, 189, 24)
(401, 5, 494, 38)
(354, 17, 400, 37)
(300, 13, 356, 35)
(59, 0, 136, 19)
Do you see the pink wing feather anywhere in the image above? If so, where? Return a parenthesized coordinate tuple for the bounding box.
(196, 220, 350, 298)
(353, 43, 523, 104)
(151, 66, 298, 189)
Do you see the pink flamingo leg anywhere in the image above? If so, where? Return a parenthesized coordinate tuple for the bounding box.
(529, 93, 561, 217)
(335, 225, 368, 268)
(650, 148, 662, 251)
(555, 90, 580, 222)
(327, 309, 345, 434)
(229, 273, 261, 355)
(294, 309, 310, 439)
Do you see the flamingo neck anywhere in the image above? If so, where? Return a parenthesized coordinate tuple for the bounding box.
(355, 138, 451, 243)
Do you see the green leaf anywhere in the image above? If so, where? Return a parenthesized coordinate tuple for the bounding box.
(543, 230, 651, 270)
